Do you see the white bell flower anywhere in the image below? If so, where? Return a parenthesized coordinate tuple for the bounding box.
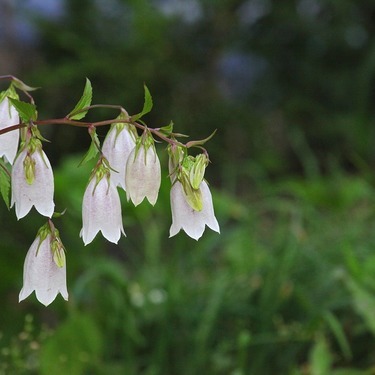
(125, 139, 161, 206)
(80, 169, 125, 245)
(102, 123, 137, 191)
(169, 180, 220, 240)
(0, 96, 20, 164)
(11, 141, 55, 219)
(19, 233, 68, 306)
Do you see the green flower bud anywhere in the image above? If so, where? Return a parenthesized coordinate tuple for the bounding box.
(23, 154, 36, 185)
(179, 168, 203, 212)
(189, 154, 208, 190)
(51, 236, 66, 268)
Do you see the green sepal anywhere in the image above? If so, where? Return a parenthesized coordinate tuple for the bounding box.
(78, 128, 100, 167)
(0, 85, 18, 104)
(180, 171, 203, 211)
(51, 229, 66, 268)
(131, 84, 153, 122)
(189, 154, 208, 189)
(67, 78, 93, 120)
(186, 129, 217, 148)
(0, 160, 10, 209)
(10, 77, 39, 92)
(159, 121, 174, 136)
(8, 98, 37, 123)
(35, 222, 51, 256)
(52, 209, 67, 218)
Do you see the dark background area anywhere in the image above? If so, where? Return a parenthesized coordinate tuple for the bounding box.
(1, 0, 375, 374)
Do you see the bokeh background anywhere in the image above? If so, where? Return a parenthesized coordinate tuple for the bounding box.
(1, 0, 375, 374)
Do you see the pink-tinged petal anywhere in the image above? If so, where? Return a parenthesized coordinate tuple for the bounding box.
(19, 234, 68, 306)
(125, 146, 161, 206)
(102, 126, 136, 190)
(11, 148, 55, 219)
(0, 97, 19, 164)
(81, 176, 125, 245)
(169, 181, 220, 240)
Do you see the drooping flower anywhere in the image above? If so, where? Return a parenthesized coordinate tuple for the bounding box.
(125, 132, 161, 206)
(19, 223, 68, 306)
(11, 137, 55, 219)
(0, 96, 20, 164)
(102, 121, 137, 191)
(169, 180, 220, 240)
(80, 160, 125, 245)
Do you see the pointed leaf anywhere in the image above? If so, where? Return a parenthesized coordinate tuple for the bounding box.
(8, 97, 37, 122)
(0, 161, 10, 209)
(131, 84, 153, 121)
(68, 78, 93, 120)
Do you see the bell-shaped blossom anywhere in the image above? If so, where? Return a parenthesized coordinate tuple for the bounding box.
(125, 141, 161, 206)
(102, 123, 137, 191)
(19, 233, 68, 306)
(169, 180, 220, 240)
(0, 96, 20, 164)
(80, 171, 125, 245)
(11, 142, 55, 219)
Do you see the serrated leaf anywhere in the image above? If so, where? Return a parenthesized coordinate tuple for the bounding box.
(131, 84, 153, 121)
(68, 78, 93, 120)
(78, 129, 100, 166)
(0, 161, 10, 209)
(8, 98, 37, 122)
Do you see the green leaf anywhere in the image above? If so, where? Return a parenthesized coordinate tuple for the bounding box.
(131, 84, 153, 121)
(346, 277, 375, 335)
(40, 313, 102, 375)
(0, 161, 10, 209)
(309, 334, 333, 375)
(8, 97, 37, 122)
(78, 128, 100, 166)
(324, 311, 352, 360)
(68, 78, 93, 120)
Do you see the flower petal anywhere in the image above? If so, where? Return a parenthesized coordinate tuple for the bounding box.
(81, 176, 125, 245)
(169, 181, 220, 240)
(126, 146, 161, 206)
(0, 97, 19, 164)
(11, 148, 55, 219)
(19, 234, 68, 306)
(102, 125, 136, 190)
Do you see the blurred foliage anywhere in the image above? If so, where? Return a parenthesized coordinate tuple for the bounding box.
(2, 0, 375, 374)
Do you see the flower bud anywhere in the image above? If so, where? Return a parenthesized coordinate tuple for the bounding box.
(189, 153, 208, 189)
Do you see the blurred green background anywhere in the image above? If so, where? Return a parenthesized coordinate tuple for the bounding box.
(1, 0, 375, 374)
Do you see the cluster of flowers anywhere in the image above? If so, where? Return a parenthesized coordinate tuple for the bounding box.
(0, 79, 220, 306)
